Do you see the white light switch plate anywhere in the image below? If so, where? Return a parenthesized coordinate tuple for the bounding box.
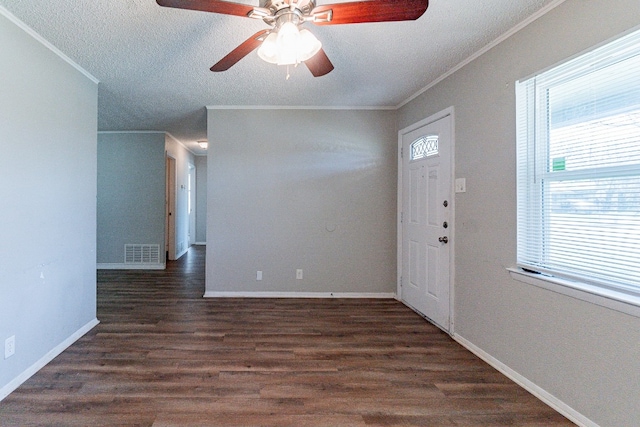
(455, 178, 466, 193)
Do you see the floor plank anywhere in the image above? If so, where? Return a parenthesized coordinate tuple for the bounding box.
(0, 246, 574, 426)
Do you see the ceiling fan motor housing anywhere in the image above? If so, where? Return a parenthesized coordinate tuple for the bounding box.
(254, 0, 320, 28)
(260, 0, 316, 15)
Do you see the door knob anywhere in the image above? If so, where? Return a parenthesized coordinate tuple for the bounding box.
(438, 236, 449, 244)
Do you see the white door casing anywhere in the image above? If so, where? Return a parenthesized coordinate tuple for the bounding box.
(188, 163, 196, 246)
(166, 155, 177, 261)
(398, 109, 454, 332)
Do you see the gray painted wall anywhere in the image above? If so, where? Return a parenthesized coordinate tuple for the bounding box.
(0, 12, 98, 396)
(398, 0, 640, 425)
(97, 133, 166, 266)
(195, 155, 207, 244)
(206, 109, 397, 295)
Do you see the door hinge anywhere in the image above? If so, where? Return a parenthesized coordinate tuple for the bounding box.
(400, 212, 403, 223)
(401, 147, 403, 158)
(400, 276, 403, 287)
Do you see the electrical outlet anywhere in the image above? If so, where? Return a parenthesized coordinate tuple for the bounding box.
(296, 269, 303, 280)
(5, 335, 15, 359)
(256, 271, 262, 281)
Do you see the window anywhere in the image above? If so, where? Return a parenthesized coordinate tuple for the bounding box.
(516, 28, 640, 299)
(410, 135, 439, 160)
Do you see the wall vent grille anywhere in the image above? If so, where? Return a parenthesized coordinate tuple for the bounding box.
(125, 244, 161, 264)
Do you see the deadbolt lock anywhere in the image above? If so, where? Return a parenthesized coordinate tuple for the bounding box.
(443, 200, 448, 207)
(443, 221, 448, 229)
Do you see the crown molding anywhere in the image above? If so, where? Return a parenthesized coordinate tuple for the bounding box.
(397, 0, 568, 109)
(206, 105, 396, 111)
(0, 5, 99, 85)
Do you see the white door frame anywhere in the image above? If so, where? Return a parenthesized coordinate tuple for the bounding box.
(397, 107, 456, 334)
(166, 154, 177, 261)
(188, 163, 196, 247)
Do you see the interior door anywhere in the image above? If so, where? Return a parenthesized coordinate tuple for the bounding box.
(400, 113, 452, 331)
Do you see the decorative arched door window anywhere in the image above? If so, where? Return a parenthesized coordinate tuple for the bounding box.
(410, 135, 439, 161)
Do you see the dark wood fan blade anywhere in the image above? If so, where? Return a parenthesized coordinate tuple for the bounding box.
(156, 0, 253, 17)
(304, 48, 334, 77)
(312, 0, 428, 25)
(211, 30, 269, 72)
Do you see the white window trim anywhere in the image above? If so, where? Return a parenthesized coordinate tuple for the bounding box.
(514, 26, 640, 315)
(508, 267, 640, 319)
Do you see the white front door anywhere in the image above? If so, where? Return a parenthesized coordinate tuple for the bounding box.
(400, 112, 452, 331)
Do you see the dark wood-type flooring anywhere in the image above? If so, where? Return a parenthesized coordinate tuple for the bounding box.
(0, 246, 574, 426)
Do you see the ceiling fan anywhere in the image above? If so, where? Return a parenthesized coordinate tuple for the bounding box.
(156, 0, 429, 77)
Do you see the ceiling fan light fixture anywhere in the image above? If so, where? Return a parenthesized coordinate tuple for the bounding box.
(257, 32, 280, 63)
(197, 141, 208, 149)
(298, 29, 322, 59)
(276, 22, 301, 65)
(257, 24, 322, 66)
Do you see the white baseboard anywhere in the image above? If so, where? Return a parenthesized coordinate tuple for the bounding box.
(194, 242, 206, 246)
(452, 333, 598, 427)
(0, 318, 99, 402)
(203, 291, 396, 299)
(97, 263, 165, 270)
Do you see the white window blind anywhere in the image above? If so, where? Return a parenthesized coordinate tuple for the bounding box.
(516, 28, 640, 296)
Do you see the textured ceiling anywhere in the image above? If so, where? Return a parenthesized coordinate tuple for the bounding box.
(0, 0, 558, 153)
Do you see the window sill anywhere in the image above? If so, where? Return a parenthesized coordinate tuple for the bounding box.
(507, 267, 640, 319)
